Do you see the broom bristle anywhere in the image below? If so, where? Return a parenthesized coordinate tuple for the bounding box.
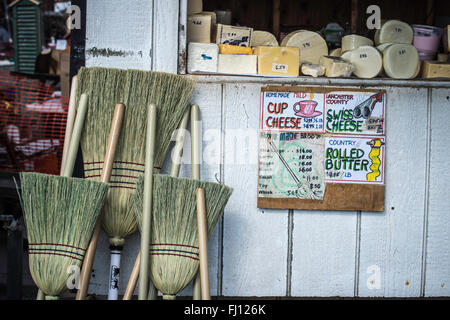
(76, 67, 195, 241)
(133, 174, 233, 296)
(19, 172, 108, 297)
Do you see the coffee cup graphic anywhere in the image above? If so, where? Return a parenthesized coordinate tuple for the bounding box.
(293, 100, 322, 118)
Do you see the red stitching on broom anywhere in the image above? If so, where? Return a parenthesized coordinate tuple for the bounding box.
(151, 252, 199, 261)
(84, 174, 138, 179)
(28, 252, 84, 262)
(152, 243, 199, 250)
(29, 243, 85, 251)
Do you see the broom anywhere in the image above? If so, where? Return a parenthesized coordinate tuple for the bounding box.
(123, 109, 191, 300)
(74, 67, 195, 299)
(37, 74, 78, 301)
(18, 93, 109, 300)
(133, 174, 232, 300)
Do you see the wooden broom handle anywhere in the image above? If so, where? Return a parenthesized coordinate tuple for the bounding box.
(76, 103, 125, 300)
(196, 187, 210, 300)
(60, 75, 78, 176)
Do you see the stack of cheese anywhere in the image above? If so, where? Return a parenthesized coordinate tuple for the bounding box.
(327, 34, 382, 78)
(187, 0, 259, 75)
(374, 20, 420, 79)
(422, 25, 450, 79)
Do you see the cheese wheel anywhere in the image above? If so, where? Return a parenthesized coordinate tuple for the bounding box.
(329, 48, 342, 56)
(280, 30, 328, 64)
(251, 30, 279, 47)
(280, 30, 305, 46)
(349, 46, 383, 78)
(383, 44, 419, 79)
(341, 35, 374, 52)
(376, 43, 394, 53)
(375, 20, 413, 45)
(340, 50, 352, 61)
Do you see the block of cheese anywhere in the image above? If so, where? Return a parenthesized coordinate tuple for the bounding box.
(341, 35, 374, 53)
(301, 63, 325, 77)
(219, 44, 253, 54)
(376, 43, 394, 53)
(251, 30, 279, 47)
(375, 20, 414, 45)
(348, 46, 383, 78)
(422, 61, 450, 78)
(319, 55, 354, 77)
(187, 42, 219, 73)
(329, 48, 342, 56)
(254, 46, 300, 76)
(187, 0, 202, 15)
(187, 13, 212, 43)
(215, 24, 253, 47)
(383, 44, 419, 79)
(217, 54, 257, 74)
(280, 30, 328, 64)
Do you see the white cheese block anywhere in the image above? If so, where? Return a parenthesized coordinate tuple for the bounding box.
(217, 54, 257, 74)
(215, 24, 253, 47)
(383, 44, 420, 79)
(375, 20, 414, 45)
(251, 30, 279, 47)
(341, 35, 374, 52)
(376, 43, 394, 53)
(187, 42, 219, 73)
(319, 55, 354, 77)
(301, 63, 325, 77)
(280, 30, 328, 64)
(349, 45, 383, 78)
(329, 48, 342, 56)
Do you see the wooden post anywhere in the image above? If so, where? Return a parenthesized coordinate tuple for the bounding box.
(427, 0, 435, 26)
(273, 0, 280, 39)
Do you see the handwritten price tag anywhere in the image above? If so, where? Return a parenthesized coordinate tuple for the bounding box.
(272, 63, 288, 73)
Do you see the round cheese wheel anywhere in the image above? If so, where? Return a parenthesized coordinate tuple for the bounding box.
(412, 60, 421, 78)
(281, 30, 328, 64)
(349, 45, 383, 78)
(251, 30, 279, 47)
(329, 48, 342, 56)
(383, 44, 420, 79)
(375, 20, 413, 45)
(376, 43, 394, 53)
(341, 35, 374, 52)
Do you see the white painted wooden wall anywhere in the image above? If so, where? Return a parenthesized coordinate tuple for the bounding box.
(84, 0, 450, 297)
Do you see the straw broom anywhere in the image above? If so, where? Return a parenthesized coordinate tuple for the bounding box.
(74, 67, 195, 299)
(123, 109, 190, 300)
(133, 174, 233, 300)
(36, 75, 78, 301)
(18, 94, 109, 300)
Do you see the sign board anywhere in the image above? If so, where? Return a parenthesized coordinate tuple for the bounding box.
(257, 86, 386, 212)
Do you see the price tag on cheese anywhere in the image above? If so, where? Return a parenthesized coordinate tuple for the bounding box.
(272, 63, 288, 73)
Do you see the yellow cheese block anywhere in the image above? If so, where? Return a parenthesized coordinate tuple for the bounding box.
(219, 44, 253, 55)
(254, 46, 300, 76)
(422, 61, 450, 78)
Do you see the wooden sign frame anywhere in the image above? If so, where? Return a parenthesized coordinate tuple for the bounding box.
(257, 86, 386, 212)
